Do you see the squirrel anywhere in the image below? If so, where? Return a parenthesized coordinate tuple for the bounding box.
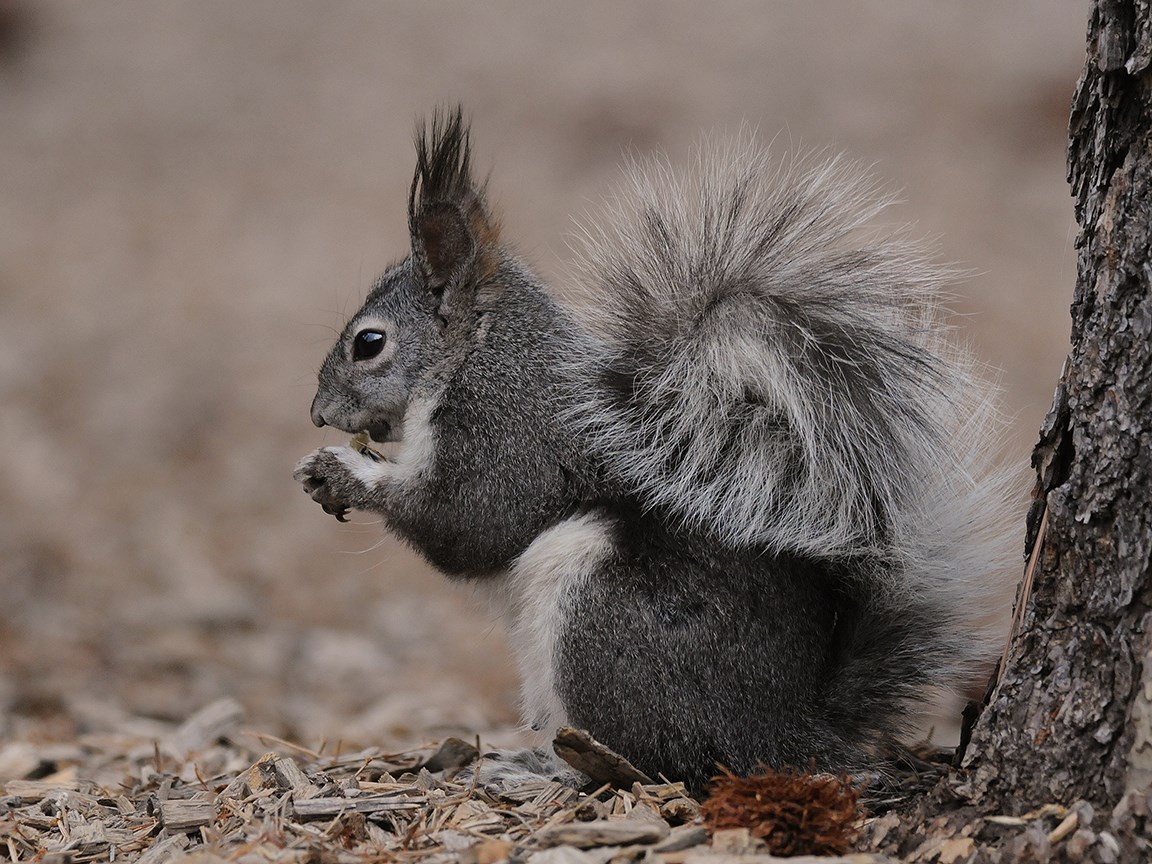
(295, 108, 1018, 792)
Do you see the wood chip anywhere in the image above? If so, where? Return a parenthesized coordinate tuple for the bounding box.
(552, 728, 653, 787)
(291, 793, 427, 820)
(527, 848, 614, 864)
(268, 754, 323, 799)
(2, 778, 82, 800)
(135, 834, 191, 864)
(708, 828, 754, 854)
(653, 824, 709, 853)
(154, 797, 215, 831)
(660, 797, 701, 825)
(534, 819, 670, 849)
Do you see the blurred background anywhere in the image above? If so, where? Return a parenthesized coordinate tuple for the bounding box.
(0, 1, 1083, 750)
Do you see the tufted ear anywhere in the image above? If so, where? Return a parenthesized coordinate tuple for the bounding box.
(408, 108, 501, 320)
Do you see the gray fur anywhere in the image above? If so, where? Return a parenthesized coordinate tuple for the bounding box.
(296, 109, 1019, 791)
(566, 141, 1019, 691)
(303, 256, 594, 574)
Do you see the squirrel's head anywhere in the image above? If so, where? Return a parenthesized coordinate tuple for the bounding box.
(309, 107, 504, 443)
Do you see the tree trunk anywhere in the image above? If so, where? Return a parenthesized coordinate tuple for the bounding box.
(964, 0, 1152, 807)
(868, 3, 1152, 861)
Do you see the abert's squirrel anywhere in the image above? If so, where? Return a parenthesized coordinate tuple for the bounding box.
(295, 109, 1017, 791)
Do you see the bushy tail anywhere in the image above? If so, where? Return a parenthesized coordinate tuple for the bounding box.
(567, 137, 1021, 689)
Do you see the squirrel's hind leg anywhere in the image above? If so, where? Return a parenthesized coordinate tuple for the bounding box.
(552, 515, 874, 792)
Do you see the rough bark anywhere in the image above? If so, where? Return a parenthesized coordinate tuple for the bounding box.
(961, 0, 1152, 813)
(866, 3, 1152, 860)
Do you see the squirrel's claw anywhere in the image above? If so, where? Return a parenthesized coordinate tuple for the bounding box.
(322, 501, 350, 522)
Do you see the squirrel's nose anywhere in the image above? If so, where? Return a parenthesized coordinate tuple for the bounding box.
(310, 394, 328, 428)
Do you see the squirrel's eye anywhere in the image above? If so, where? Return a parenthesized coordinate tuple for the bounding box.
(352, 329, 386, 361)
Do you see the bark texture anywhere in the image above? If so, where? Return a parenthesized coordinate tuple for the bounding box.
(866, 4, 1152, 860)
(960, 0, 1152, 814)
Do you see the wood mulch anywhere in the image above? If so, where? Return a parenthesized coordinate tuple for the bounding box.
(5, 698, 1098, 863)
(0, 699, 906, 864)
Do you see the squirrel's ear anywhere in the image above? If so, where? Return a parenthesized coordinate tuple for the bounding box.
(408, 108, 500, 314)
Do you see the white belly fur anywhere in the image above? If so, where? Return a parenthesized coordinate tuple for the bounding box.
(479, 511, 616, 746)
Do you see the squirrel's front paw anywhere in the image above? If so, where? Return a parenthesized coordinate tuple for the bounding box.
(294, 446, 374, 522)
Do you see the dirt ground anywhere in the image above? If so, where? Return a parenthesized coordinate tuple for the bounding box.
(0, 2, 1084, 753)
